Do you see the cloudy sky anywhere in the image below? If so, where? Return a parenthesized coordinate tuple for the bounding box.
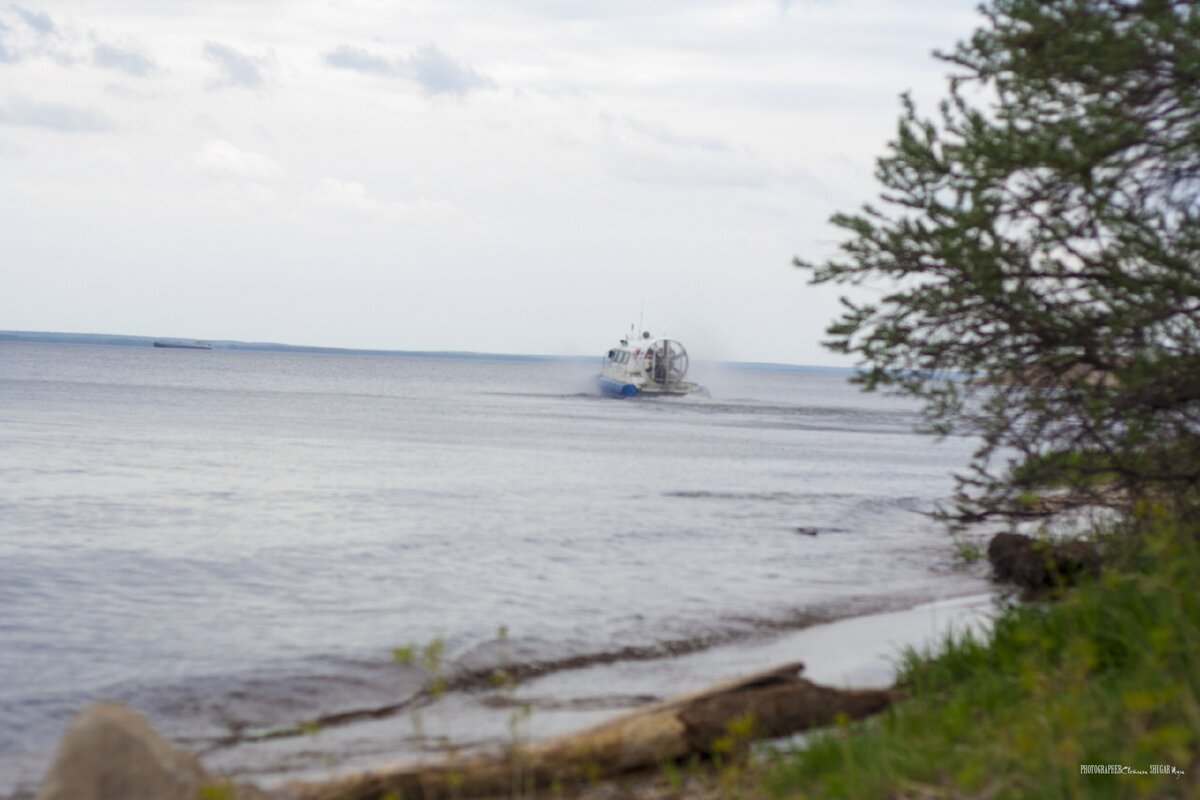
(0, 0, 980, 364)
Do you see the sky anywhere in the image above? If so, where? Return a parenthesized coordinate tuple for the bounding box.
(0, 0, 981, 365)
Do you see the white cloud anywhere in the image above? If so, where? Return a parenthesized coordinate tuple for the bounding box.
(203, 41, 267, 90)
(0, 5, 54, 63)
(323, 42, 493, 97)
(305, 178, 455, 222)
(406, 44, 493, 96)
(183, 141, 453, 225)
(0, 7, 159, 78)
(93, 42, 156, 77)
(617, 116, 733, 154)
(0, 21, 15, 64)
(193, 139, 285, 181)
(596, 114, 821, 190)
(11, 5, 53, 37)
(323, 45, 398, 77)
(0, 95, 113, 132)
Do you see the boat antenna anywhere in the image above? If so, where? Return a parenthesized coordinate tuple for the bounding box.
(638, 303, 644, 336)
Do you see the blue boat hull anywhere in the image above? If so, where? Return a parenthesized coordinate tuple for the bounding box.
(595, 376, 638, 398)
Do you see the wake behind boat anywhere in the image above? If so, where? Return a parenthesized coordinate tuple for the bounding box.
(596, 325, 707, 398)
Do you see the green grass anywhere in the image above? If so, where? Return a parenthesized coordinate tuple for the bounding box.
(760, 509, 1200, 799)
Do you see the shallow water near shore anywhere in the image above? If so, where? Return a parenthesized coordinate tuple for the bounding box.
(0, 342, 991, 794)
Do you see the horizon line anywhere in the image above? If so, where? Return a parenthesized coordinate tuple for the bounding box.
(0, 329, 855, 372)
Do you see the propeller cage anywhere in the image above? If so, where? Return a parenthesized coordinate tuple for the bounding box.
(645, 340, 689, 387)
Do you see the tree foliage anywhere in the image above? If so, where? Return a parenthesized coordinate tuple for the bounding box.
(798, 0, 1200, 520)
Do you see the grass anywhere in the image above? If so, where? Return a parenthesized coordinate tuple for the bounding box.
(759, 506, 1200, 799)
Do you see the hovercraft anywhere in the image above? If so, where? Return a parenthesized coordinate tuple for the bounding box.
(596, 326, 706, 398)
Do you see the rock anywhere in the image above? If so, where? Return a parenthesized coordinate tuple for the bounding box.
(987, 532, 1101, 591)
(987, 532, 1037, 584)
(37, 702, 208, 800)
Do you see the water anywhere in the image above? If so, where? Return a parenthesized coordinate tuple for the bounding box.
(0, 343, 989, 793)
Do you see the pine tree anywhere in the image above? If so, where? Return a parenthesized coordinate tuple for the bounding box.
(798, 0, 1200, 520)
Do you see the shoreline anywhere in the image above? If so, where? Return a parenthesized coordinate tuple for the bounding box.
(200, 590, 997, 791)
(6, 590, 996, 799)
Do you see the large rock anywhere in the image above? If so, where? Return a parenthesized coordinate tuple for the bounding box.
(987, 532, 1101, 591)
(37, 702, 208, 800)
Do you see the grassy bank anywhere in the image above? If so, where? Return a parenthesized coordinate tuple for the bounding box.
(759, 508, 1199, 799)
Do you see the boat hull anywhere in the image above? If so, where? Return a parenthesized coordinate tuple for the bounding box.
(595, 377, 639, 398)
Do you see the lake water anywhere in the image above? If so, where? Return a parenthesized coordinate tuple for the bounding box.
(0, 342, 990, 794)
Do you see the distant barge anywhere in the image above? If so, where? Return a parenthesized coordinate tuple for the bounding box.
(153, 340, 212, 350)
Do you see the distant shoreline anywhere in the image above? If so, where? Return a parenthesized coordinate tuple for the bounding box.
(0, 330, 854, 373)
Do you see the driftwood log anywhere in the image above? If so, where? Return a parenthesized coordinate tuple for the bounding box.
(284, 663, 896, 800)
